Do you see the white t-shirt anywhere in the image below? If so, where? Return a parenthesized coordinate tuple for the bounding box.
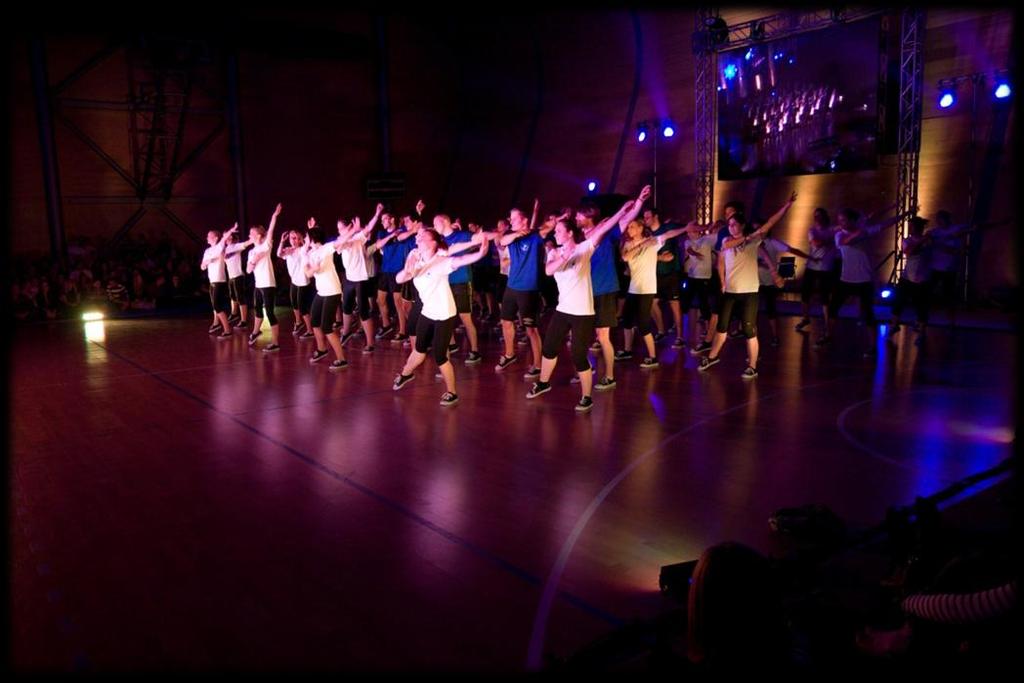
(202, 244, 227, 283)
(835, 230, 875, 284)
(758, 237, 791, 286)
(625, 236, 667, 295)
(285, 250, 309, 287)
(251, 240, 276, 289)
(498, 244, 510, 276)
(902, 238, 930, 283)
(340, 235, 371, 282)
(807, 226, 837, 272)
(722, 235, 763, 294)
(225, 243, 245, 279)
(413, 253, 457, 322)
(308, 243, 342, 296)
(550, 239, 596, 316)
(684, 235, 716, 279)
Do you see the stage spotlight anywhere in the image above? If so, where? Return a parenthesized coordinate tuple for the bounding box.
(662, 122, 675, 138)
(587, 180, 598, 193)
(744, 48, 754, 61)
(637, 122, 648, 143)
(938, 89, 956, 109)
(724, 64, 738, 80)
(706, 16, 729, 46)
(994, 81, 1011, 100)
(82, 311, 105, 321)
(880, 287, 893, 300)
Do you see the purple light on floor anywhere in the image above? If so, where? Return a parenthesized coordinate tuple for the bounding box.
(648, 392, 667, 422)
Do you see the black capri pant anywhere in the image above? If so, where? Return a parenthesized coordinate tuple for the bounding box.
(800, 268, 835, 306)
(829, 281, 876, 325)
(891, 278, 931, 325)
(414, 314, 457, 366)
(290, 284, 315, 315)
(253, 287, 278, 325)
(680, 277, 713, 321)
(209, 282, 230, 314)
(622, 293, 656, 336)
(716, 292, 758, 338)
(343, 279, 376, 321)
(542, 311, 595, 372)
(310, 293, 341, 333)
(407, 295, 423, 334)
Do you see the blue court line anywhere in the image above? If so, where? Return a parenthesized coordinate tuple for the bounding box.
(89, 340, 626, 631)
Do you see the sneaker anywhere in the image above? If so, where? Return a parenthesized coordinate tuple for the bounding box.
(393, 373, 415, 390)
(465, 351, 482, 365)
(614, 350, 633, 361)
(594, 377, 617, 391)
(495, 355, 517, 371)
(590, 340, 602, 351)
(362, 345, 375, 354)
(526, 381, 551, 399)
(448, 342, 460, 353)
(653, 332, 667, 343)
(329, 359, 349, 371)
(672, 338, 686, 349)
(813, 335, 831, 348)
(232, 319, 247, 329)
(741, 366, 758, 380)
(300, 331, 315, 340)
(310, 349, 329, 363)
(292, 326, 303, 337)
(690, 341, 712, 356)
(439, 392, 460, 407)
(217, 332, 233, 340)
(208, 323, 223, 334)
(639, 357, 659, 369)
(262, 343, 280, 353)
(227, 315, 240, 325)
(570, 367, 596, 384)
(340, 331, 357, 346)
(698, 355, 721, 371)
(770, 337, 780, 347)
(523, 366, 541, 379)
(575, 396, 594, 413)
(728, 329, 744, 339)
(392, 333, 409, 344)
(375, 325, 393, 340)
(794, 318, 811, 332)
(247, 331, 261, 346)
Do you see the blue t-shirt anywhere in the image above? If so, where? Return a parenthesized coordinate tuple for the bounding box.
(380, 231, 413, 273)
(507, 231, 545, 291)
(446, 230, 473, 285)
(654, 222, 682, 275)
(590, 224, 622, 296)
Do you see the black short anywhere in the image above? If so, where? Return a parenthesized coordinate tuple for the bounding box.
(542, 311, 595, 372)
(379, 272, 402, 295)
(716, 292, 758, 338)
(290, 284, 315, 315)
(594, 292, 618, 329)
(500, 287, 540, 327)
(829, 281, 876, 324)
(414, 314, 457, 365)
(759, 285, 780, 319)
(400, 281, 416, 303)
(473, 265, 497, 293)
(407, 297, 423, 333)
(229, 275, 249, 305)
(622, 293, 656, 336)
(801, 268, 836, 305)
(210, 281, 230, 314)
(451, 283, 472, 314)
(680, 277, 713, 320)
(656, 271, 681, 301)
(310, 293, 341, 333)
(343, 279, 375, 321)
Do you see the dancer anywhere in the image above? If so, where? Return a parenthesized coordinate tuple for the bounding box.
(576, 185, 651, 389)
(681, 221, 718, 351)
(698, 193, 797, 378)
(436, 215, 483, 365)
(645, 208, 687, 349)
(200, 224, 239, 339)
(755, 222, 815, 346)
(393, 229, 491, 407)
(617, 218, 691, 367)
(302, 221, 348, 370)
(525, 200, 637, 411)
(279, 228, 315, 339)
(224, 230, 252, 329)
(246, 203, 282, 352)
(889, 215, 932, 345)
(795, 208, 838, 336)
(375, 210, 416, 342)
(336, 204, 384, 352)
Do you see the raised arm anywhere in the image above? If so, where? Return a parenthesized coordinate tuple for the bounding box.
(266, 203, 282, 244)
(620, 235, 656, 260)
(447, 230, 488, 256)
(616, 185, 653, 229)
(363, 203, 385, 235)
(448, 235, 491, 272)
(723, 192, 797, 249)
(841, 210, 909, 246)
(528, 198, 540, 232)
